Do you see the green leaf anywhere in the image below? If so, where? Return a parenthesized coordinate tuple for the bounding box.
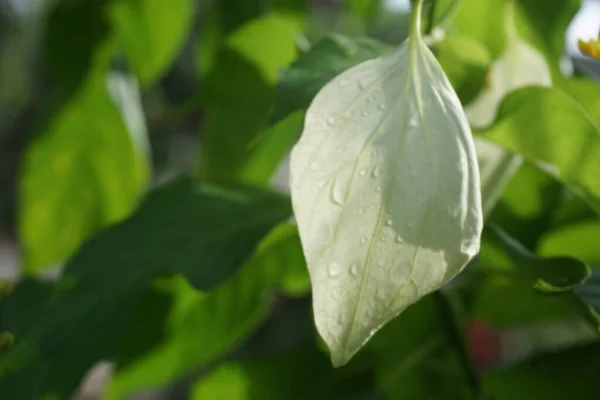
(370, 296, 462, 399)
(200, 14, 299, 183)
(478, 87, 600, 214)
(272, 35, 391, 124)
(539, 221, 600, 265)
(474, 276, 573, 326)
(347, 0, 381, 23)
(106, 222, 298, 399)
(290, 5, 482, 366)
(0, 178, 291, 400)
(19, 71, 150, 273)
(487, 225, 589, 293)
(483, 343, 600, 400)
(483, 225, 599, 332)
(450, 0, 504, 58)
(108, 0, 195, 85)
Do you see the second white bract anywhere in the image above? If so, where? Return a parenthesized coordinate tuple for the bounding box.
(289, 15, 483, 366)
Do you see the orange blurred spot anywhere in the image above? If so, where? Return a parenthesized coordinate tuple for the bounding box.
(578, 38, 600, 59)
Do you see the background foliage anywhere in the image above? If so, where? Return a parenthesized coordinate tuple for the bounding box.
(0, 0, 600, 399)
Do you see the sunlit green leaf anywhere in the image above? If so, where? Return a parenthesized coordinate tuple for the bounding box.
(19, 71, 150, 273)
(477, 87, 600, 214)
(108, 0, 195, 85)
(0, 178, 291, 399)
(539, 221, 600, 265)
(290, 3, 482, 366)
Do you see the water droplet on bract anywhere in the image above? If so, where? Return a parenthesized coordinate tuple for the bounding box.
(350, 263, 360, 277)
(362, 110, 369, 117)
(394, 277, 407, 286)
(367, 95, 375, 102)
(328, 262, 341, 278)
(370, 205, 376, 210)
(359, 169, 367, 177)
(358, 208, 365, 215)
(327, 116, 336, 126)
(385, 219, 393, 226)
(330, 179, 345, 205)
(372, 167, 380, 178)
(361, 237, 368, 244)
(380, 237, 386, 243)
(309, 161, 319, 171)
(331, 287, 343, 299)
(339, 79, 349, 88)
(409, 114, 419, 128)
(395, 235, 403, 244)
(375, 186, 382, 192)
(378, 102, 385, 111)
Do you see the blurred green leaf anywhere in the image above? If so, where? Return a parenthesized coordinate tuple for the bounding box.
(474, 276, 573, 326)
(200, 14, 299, 183)
(0, 178, 291, 400)
(107, 222, 299, 399)
(108, 0, 195, 85)
(488, 163, 562, 249)
(450, 0, 504, 58)
(487, 225, 589, 293)
(483, 343, 600, 400)
(513, 0, 579, 82)
(271, 34, 391, 124)
(19, 71, 150, 273)
(347, 0, 380, 23)
(478, 87, 600, 215)
(484, 225, 599, 332)
(539, 221, 600, 265)
(371, 296, 471, 400)
(434, 34, 491, 105)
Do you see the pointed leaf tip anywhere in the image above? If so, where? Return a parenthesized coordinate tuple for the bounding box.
(290, 32, 483, 366)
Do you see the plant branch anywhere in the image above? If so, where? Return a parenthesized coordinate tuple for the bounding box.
(433, 290, 481, 398)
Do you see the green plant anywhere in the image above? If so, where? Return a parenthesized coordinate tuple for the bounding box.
(1, 0, 600, 399)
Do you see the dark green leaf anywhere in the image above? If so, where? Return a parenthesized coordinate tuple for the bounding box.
(0, 177, 291, 400)
(107, 222, 298, 399)
(200, 15, 299, 183)
(487, 225, 589, 293)
(271, 34, 391, 124)
(483, 343, 600, 400)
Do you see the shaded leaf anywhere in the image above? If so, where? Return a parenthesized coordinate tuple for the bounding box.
(0, 178, 291, 400)
(272, 35, 391, 124)
(483, 343, 600, 400)
(200, 14, 299, 183)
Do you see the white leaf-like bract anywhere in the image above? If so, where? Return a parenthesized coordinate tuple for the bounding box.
(289, 1, 483, 366)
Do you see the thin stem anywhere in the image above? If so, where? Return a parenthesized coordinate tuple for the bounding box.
(433, 291, 481, 398)
(411, 0, 425, 38)
(503, 0, 519, 46)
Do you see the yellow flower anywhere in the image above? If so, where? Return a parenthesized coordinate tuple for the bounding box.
(578, 37, 600, 59)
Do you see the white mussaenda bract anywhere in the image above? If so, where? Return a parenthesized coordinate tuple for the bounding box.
(289, 0, 483, 366)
